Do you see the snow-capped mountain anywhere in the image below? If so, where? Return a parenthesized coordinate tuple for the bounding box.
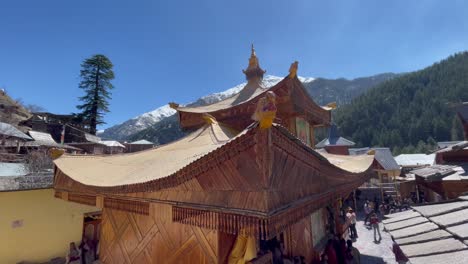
(100, 105, 176, 140)
(100, 75, 302, 140)
(101, 73, 396, 142)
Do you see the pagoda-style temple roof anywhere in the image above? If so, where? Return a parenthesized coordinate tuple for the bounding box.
(172, 48, 331, 131)
(55, 121, 238, 188)
(54, 118, 374, 238)
(54, 48, 374, 240)
(175, 76, 331, 131)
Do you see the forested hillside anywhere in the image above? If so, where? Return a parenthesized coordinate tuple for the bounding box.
(335, 52, 468, 154)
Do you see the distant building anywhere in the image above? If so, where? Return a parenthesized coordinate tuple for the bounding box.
(395, 154, 435, 168)
(0, 122, 32, 155)
(401, 103, 468, 202)
(124, 139, 155, 153)
(371, 148, 401, 182)
(21, 112, 107, 154)
(383, 195, 468, 263)
(316, 123, 355, 154)
(437, 141, 462, 150)
(100, 140, 126, 154)
(0, 164, 98, 263)
(67, 133, 105, 154)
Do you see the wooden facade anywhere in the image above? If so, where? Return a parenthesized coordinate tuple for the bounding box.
(98, 204, 233, 264)
(53, 48, 374, 263)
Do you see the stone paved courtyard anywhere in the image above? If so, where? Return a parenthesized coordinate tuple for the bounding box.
(351, 214, 398, 264)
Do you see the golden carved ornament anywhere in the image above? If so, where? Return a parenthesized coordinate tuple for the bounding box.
(252, 91, 277, 129)
(326, 102, 337, 110)
(202, 113, 217, 125)
(168, 102, 179, 109)
(289, 61, 299, 78)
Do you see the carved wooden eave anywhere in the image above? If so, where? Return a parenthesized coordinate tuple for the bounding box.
(54, 122, 373, 239)
(175, 76, 331, 131)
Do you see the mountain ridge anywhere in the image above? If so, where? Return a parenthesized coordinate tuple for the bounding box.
(103, 73, 396, 144)
(335, 51, 468, 154)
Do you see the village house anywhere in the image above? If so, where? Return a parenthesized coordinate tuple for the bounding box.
(124, 139, 155, 153)
(53, 47, 374, 263)
(101, 140, 126, 154)
(0, 121, 32, 155)
(398, 104, 468, 202)
(315, 123, 355, 155)
(0, 161, 99, 263)
(316, 126, 401, 202)
(20, 111, 108, 154)
(383, 196, 468, 263)
(383, 104, 468, 264)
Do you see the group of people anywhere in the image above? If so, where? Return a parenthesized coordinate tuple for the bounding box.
(66, 237, 99, 264)
(322, 236, 361, 264)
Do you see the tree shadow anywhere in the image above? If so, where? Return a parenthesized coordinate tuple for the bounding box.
(360, 254, 386, 264)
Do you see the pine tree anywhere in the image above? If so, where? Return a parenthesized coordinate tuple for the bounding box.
(76, 55, 115, 135)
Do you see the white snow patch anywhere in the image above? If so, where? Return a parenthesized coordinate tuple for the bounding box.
(103, 75, 313, 137)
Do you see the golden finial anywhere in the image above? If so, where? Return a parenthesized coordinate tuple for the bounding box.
(248, 44, 259, 68)
(168, 102, 179, 109)
(367, 149, 376, 155)
(288, 61, 299, 78)
(243, 44, 265, 81)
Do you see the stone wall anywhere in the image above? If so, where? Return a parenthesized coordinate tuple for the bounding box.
(0, 173, 53, 191)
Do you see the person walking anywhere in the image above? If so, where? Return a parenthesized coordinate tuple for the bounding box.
(324, 239, 338, 264)
(346, 240, 360, 264)
(391, 237, 409, 264)
(370, 213, 382, 242)
(346, 208, 358, 238)
(363, 200, 371, 225)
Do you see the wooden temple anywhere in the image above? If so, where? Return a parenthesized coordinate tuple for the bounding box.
(53, 46, 374, 263)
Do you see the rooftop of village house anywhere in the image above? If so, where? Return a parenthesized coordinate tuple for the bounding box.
(383, 196, 468, 264)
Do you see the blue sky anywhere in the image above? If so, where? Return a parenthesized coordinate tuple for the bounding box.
(2, 0, 468, 129)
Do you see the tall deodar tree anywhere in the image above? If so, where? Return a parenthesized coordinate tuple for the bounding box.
(77, 54, 115, 135)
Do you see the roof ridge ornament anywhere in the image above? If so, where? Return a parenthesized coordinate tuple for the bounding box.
(242, 44, 266, 82)
(289, 61, 298, 79)
(202, 113, 217, 125)
(326, 102, 337, 110)
(168, 102, 179, 109)
(252, 91, 277, 129)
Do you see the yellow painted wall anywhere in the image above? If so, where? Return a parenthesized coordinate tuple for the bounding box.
(0, 188, 99, 264)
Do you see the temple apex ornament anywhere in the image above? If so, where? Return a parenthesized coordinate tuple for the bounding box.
(242, 44, 266, 81)
(252, 91, 277, 129)
(289, 61, 299, 79)
(168, 102, 179, 109)
(248, 44, 259, 68)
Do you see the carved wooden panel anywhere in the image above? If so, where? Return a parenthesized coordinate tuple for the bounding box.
(286, 216, 315, 264)
(99, 203, 222, 264)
